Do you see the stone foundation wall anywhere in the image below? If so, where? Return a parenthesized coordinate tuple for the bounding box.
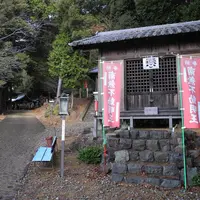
(107, 129, 200, 188)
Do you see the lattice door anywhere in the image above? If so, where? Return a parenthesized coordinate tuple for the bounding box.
(125, 57, 178, 110)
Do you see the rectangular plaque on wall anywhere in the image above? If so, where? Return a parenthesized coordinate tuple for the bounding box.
(143, 56, 159, 70)
(144, 107, 158, 115)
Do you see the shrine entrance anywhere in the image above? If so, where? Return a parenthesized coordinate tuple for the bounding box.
(125, 56, 178, 110)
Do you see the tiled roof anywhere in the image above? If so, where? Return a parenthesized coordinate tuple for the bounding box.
(69, 20, 200, 48)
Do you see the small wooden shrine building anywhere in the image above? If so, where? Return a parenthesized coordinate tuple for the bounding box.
(69, 20, 200, 128)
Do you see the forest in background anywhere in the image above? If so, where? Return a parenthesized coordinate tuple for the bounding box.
(1, 0, 200, 99)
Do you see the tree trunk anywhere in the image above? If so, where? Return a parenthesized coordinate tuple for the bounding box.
(79, 88, 82, 98)
(55, 77, 62, 104)
(71, 90, 74, 109)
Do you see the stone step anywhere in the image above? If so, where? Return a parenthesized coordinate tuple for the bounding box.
(112, 172, 181, 188)
(112, 162, 180, 178)
(127, 162, 180, 177)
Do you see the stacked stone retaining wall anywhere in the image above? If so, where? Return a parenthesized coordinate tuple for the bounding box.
(107, 129, 200, 188)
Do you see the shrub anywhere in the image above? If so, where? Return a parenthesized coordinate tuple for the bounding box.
(52, 104, 59, 115)
(78, 146, 102, 164)
(192, 174, 200, 186)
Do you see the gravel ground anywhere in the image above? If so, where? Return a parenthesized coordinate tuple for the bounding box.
(2, 109, 200, 200)
(16, 151, 200, 200)
(16, 121, 200, 200)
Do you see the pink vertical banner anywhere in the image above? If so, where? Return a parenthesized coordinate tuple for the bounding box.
(181, 56, 200, 128)
(103, 60, 122, 128)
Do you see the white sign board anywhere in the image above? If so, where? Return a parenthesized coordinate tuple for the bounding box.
(144, 107, 158, 115)
(143, 56, 159, 70)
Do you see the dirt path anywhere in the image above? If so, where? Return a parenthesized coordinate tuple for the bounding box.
(0, 113, 45, 199)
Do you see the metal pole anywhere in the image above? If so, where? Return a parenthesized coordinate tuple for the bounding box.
(100, 58, 107, 173)
(177, 55, 187, 190)
(61, 115, 65, 178)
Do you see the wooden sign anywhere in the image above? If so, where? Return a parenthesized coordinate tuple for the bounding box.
(144, 107, 158, 115)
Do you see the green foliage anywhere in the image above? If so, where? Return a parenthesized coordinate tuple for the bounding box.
(78, 146, 102, 164)
(109, 0, 137, 29)
(52, 104, 59, 115)
(0, 0, 27, 36)
(28, 0, 57, 20)
(48, 32, 89, 89)
(57, 0, 99, 39)
(180, 0, 200, 22)
(135, 0, 183, 26)
(44, 104, 59, 118)
(192, 174, 200, 186)
(0, 42, 19, 81)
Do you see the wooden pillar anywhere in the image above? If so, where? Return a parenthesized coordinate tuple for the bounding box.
(169, 116, 173, 129)
(93, 116, 98, 138)
(130, 116, 133, 130)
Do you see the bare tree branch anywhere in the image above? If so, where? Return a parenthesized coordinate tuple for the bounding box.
(0, 28, 23, 41)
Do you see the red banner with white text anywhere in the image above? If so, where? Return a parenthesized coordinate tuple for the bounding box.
(103, 61, 122, 128)
(181, 56, 200, 128)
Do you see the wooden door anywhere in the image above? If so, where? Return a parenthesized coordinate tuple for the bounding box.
(125, 57, 178, 110)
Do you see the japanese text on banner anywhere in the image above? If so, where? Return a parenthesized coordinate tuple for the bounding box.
(181, 57, 200, 128)
(103, 61, 122, 128)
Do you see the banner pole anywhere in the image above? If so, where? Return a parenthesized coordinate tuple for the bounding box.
(177, 55, 187, 190)
(100, 58, 107, 173)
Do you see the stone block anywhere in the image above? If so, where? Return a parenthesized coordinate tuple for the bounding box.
(195, 136, 200, 146)
(187, 157, 193, 168)
(138, 130, 150, 139)
(163, 131, 171, 139)
(112, 173, 124, 182)
(185, 129, 196, 140)
(188, 150, 200, 158)
(139, 150, 154, 162)
(108, 138, 119, 149)
(144, 165, 163, 175)
(170, 138, 178, 146)
(129, 151, 139, 161)
(132, 140, 145, 151)
(181, 167, 198, 186)
(146, 178, 161, 186)
(119, 138, 132, 149)
(107, 147, 115, 161)
(128, 163, 142, 173)
(169, 153, 183, 168)
(115, 150, 129, 163)
(117, 130, 130, 138)
(130, 130, 138, 139)
(146, 140, 159, 151)
(177, 138, 182, 145)
(174, 145, 183, 154)
(106, 133, 118, 139)
(173, 132, 182, 138)
(161, 179, 181, 188)
(112, 163, 127, 174)
(154, 152, 169, 163)
(163, 165, 179, 176)
(125, 176, 145, 184)
(159, 139, 171, 152)
(194, 157, 200, 167)
(150, 131, 164, 139)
